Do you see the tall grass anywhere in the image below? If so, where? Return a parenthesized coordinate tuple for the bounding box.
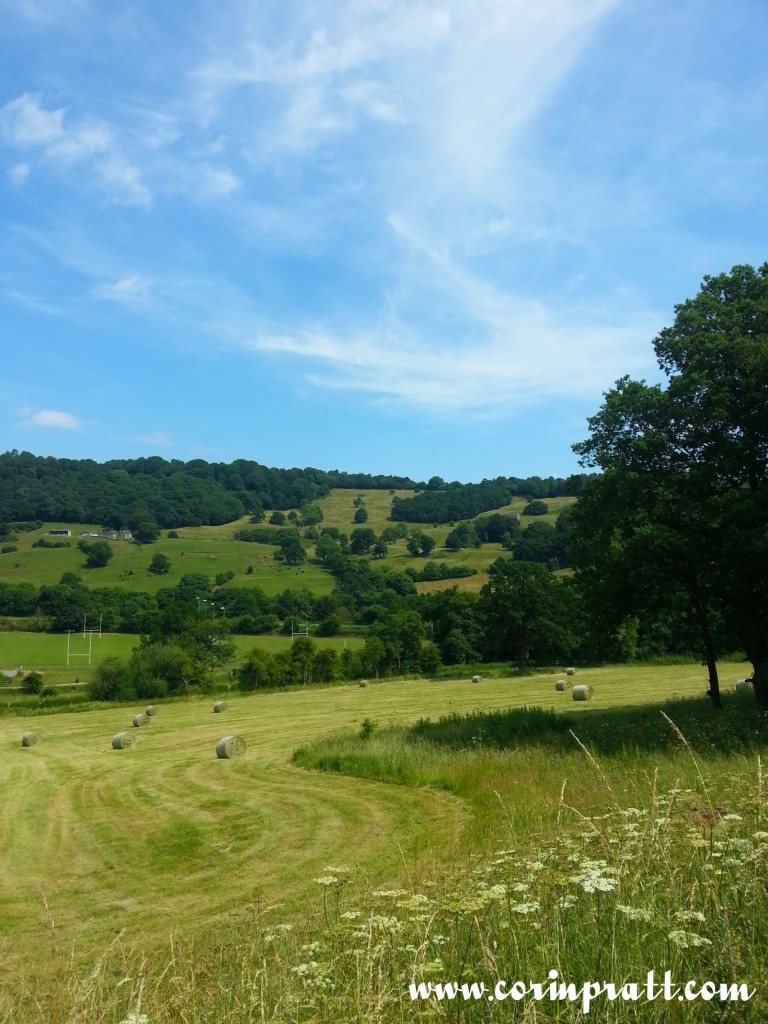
(6, 695, 767, 1022)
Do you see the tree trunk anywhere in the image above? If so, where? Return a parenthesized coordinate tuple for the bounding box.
(690, 585, 721, 709)
(744, 626, 768, 710)
(752, 660, 768, 711)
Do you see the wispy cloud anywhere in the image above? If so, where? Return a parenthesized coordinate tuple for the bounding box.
(0, 93, 150, 206)
(94, 274, 151, 305)
(8, 162, 30, 185)
(132, 430, 174, 447)
(20, 408, 84, 430)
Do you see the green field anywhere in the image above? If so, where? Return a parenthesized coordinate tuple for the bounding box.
(0, 492, 577, 598)
(1, 661, 765, 1020)
(0, 632, 366, 689)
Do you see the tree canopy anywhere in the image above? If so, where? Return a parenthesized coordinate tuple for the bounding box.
(573, 263, 768, 707)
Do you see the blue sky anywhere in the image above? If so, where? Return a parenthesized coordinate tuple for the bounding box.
(1, 0, 766, 483)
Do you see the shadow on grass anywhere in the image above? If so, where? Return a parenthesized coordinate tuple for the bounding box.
(410, 692, 768, 757)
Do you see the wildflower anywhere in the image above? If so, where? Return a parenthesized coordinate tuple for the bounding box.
(119, 1015, 148, 1024)
(314, 875, 340, 887)
(669, 930, 712, 949)
(617, 905, 653, 922)
(396, 894, 431, 911)
(572, 859, 617, 894)
(674, 910, 705, 924)
(722, 814, 743, 822)
(752, 831, 768, 841)
(557, 895, 578, 909)
(340, 910, 361, 921)
(510, 901, 540, 915)
(292, 961, 319, 977)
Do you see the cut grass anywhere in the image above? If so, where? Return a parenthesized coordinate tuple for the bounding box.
(3, 661, 766, 1022)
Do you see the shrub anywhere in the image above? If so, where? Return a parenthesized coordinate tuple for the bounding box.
(523, 500, 549, 516)
(21, 671, 44, 695)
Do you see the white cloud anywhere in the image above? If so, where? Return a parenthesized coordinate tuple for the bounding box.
(132, 431, 174, 447)
(20, 408, 83, 430)
(94, 274, 150, 303)
(249, 309, 655, 414)
(0, 93, 150, 206)
(8, 162, 30, 185)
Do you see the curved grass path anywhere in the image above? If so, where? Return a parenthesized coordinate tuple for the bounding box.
(0, 665, 714, 985)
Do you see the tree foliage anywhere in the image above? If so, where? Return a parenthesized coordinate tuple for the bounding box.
(573, 263, 768, 707)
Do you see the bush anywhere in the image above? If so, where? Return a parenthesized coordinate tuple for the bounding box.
(21, 671, 44, 695)
(522, 500, 549, 516)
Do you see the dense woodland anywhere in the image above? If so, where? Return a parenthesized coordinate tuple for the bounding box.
(0, 451, 583, 528)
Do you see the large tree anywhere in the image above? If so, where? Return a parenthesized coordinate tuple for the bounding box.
(478, 559, 578, 673)
(573, 264, 768, 707)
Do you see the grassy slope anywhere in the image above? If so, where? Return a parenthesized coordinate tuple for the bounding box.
(0, 663, 726, 978)
(0, 492, 577, 598)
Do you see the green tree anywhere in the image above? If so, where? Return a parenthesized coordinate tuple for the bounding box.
(134, 521, 160, 544)
(523, 500, 549, 516)
(300, 502, 324, 527)
(353, 506, 369, 524)
(149, 552, 171, 575)
(21, 671, 44, 695)
(478, 559, 577, 673)
(237, 647, 276, 691)
(83, 540, 113, 568)
(350, 527, 376, 555)
(573, 264, 768, 708)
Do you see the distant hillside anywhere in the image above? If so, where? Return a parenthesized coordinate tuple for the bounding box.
(0, 451, 589, 530)
(0, 451, 417, 529)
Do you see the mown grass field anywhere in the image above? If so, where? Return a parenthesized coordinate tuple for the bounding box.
(1, 661, 765, 1021)
(0, 492, 577, 598)
(0, 665, 733, 959)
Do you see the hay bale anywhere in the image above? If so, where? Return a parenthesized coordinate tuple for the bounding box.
(21, 732, 40, 747)
(555, 679, 570, 692)
(735, 679, 753, 695)
(145, 705, 158, 717)
(359, 680, 368, 688)
(216, 735, 247, 759)
(112, 732, 136, 750)
(132, 713, 149, 727)
(572, 684, 592, 701)
(213, 701, 228, 713)
(471, 674, 482, 684)
(566, 667, 576, 676)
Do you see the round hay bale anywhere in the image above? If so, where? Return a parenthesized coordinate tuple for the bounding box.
(21, 732, 40, 747)
(132, 713, 149, 727)
(735, 679, 753, 695)
(216, 735, 247, 759)
(572, 684, 593, 701)
(213, 701, 228, 713)
(359, 680, 368, 688)
(471, 674, 482, 684)
(555, 679, 570, 692)
(145, 705, 158, 717)
(112, 732, 136, 750)
(566, 667, 576, 676)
